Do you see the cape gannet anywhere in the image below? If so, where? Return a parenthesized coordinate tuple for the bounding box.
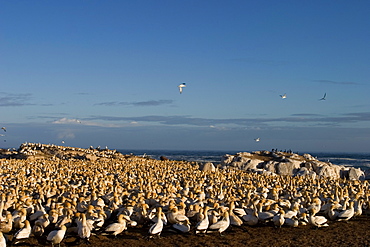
(208, 211, 230, 235)
(148, 207, 164, 238)
(320, 93, 326, 100)
(47, 225, 67, 247)
(178, 83, 186, 94)
(280, 93, 287, 99)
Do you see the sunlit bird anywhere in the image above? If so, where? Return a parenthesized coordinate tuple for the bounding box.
(1, 127, 6, 132)
(280, 93, 287, 99)
(254, 138, 260, 142)
(178, 83, 186, 94)
(320, 93, 326, 100)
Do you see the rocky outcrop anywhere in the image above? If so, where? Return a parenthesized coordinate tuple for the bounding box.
(201, 162, 216, 172)
(220, 150, 365, 180)
(0, 142, 125, 161)
(348, 167, 365, 180)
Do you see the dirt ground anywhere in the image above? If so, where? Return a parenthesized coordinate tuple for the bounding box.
(12, 215, 370, 247)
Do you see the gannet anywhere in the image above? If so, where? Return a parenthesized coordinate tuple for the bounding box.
(208, 210, 230, 235)
(337, 201, 355, 221)
(77, 213, 91, 244)
(353, 199, 364, 218)
(284, 205, 299, 219)
(167, 206, 189, 224)
(256, 202, 274, 223)
(102, 214, 128, 237)
(273, 209, 285, 228)
(285, 216, 299, 227)
(242, 209, 259, 226)
(47, 225, 67, 247)
(280, 93, 287, 99)
(0, 212, 13, 233)
(320, 93, 326, 100)
(12, 220, 31, 245)
(229, 204, 243, 227)
(298, 212, 309, 226)
(178, 83, 186, 94)
(172, 219, 191, 233)
(308, 209, 329, 228)
(196, 206, 209, 234)
(148, 207, 164, 238)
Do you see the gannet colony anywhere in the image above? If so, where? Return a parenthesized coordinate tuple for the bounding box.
(0, 143, 368, 246)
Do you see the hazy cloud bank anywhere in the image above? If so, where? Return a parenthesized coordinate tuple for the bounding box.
(85, 112, 370, 128)
(95, 100, 174, 107)
(0, 93, 33, 107)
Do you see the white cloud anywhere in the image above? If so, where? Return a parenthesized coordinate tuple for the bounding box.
(51, 118, 125, 128)
(52, 118, 81, 124)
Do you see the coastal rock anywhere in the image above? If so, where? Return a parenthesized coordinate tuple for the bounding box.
(219, 150, 365, 180)
(221, 154, 235, 165)
(348, 167, 365, 180)
(202, 162, 216, 172)
(302, 153, 316, 161)
(264, 161, 277, 173)
(243, 159, 265, 171)
(316, 164, 341, 179)
(0, 143, 124, 161)
(276, 161, 301, 176)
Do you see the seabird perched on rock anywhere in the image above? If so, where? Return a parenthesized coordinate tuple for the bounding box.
(178, 83, 186, 94)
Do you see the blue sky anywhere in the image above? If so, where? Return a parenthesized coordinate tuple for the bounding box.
(1, 0, 370, 152)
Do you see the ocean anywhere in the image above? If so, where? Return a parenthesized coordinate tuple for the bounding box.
(118, 149, 370, 178)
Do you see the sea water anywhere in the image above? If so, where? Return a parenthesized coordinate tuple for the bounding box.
(118, 149, 370, 176)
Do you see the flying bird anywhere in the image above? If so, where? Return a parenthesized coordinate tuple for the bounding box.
(280, 93, 287, 99)
(254, 138, 260, 142)
(1, 127, 6, 132)
(178, 83, 186, 94)
(320, 93, 326, 100)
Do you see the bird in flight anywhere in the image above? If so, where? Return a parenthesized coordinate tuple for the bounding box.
(254, 138, 260, 142)
(1, 127, 6, 132)
(280, 93, 287, 99)
(320, 93, 327, 100)
(178, 83, 186, 94)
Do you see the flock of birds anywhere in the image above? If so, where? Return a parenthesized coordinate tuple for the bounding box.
(253, 92, 326, 142)
(15, 143, 119, 159)
(0, 145, 368, 246)
(279, 92, 326, 100)
(0, 84, 360, 246)
(177, 83, 326, 143)
(0, 83, 325, 145)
